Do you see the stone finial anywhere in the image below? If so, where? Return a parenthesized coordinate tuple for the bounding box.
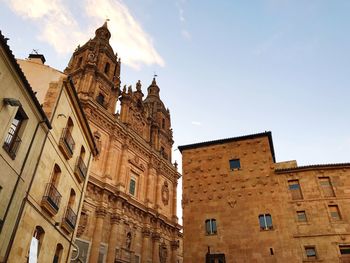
(136, 80, 142, 91)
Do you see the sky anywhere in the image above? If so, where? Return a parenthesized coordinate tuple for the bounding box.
(1, 0, 350, 222)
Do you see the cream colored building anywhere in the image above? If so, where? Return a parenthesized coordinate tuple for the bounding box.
(0, 32, 51, 263)
(6, 54, 98, 262)
(65, 22, 183, 263)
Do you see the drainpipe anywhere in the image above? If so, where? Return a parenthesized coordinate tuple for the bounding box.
(65, 152, 93, 263)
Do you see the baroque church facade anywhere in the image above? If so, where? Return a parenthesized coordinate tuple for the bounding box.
(65, 22, 182, 263)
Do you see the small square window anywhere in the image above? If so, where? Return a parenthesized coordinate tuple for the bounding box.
(259, 214, 273, 230)
(229, 159, 240, 170)
(305, 246, 317, 259)
(205, 219, 217, 235)
(297, 211, 307, 222)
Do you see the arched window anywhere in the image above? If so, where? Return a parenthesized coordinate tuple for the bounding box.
(79, 146, 85, 160)
(51, 164, 61, 187)
(96, 93, 105, 106)
(104, 62, 110, 74)
(53, 243, 63, 263)
(77, 57, 82, 68)
(28, 226, 45, 261)
(68, 189, 76, 208)
(67, 117, 74, 132)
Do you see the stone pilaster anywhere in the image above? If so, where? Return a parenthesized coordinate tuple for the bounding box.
(106, 214, 121, 263)
(152, 232, 161, 263)
(170, 240, 179, 263)
(117, 144, 128, 190)
(89, 207, 107, 263)
(141, 227, 152, 263)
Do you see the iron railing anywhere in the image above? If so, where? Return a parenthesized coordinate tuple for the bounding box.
(3, 128, 21, 159)
(76, 156, 87, 179)
(61, 128, 75, 155)
(64, 206, 77, 229)
(42, 183, 61, 212)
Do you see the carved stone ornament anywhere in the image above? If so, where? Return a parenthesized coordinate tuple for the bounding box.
(93, 130, 102, 158)
(159, 242, 168, 263)
(161, 181, 169, 206)
(76, 211, 88, 237)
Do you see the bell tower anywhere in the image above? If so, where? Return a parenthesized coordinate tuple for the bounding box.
(65, 21, 121, 114)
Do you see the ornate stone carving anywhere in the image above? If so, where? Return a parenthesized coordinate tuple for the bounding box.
(126, 232, 132, 250)
(161, 181, 169, 206)
(159, 242, 168, 263)
(96, 207, 107, 218)
(93, 131, 102, 158)
(77, 211, 88, 237)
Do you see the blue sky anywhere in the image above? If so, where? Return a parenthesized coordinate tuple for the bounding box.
(1, 0, 350, 166)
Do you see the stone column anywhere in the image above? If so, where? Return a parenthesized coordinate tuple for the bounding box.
(89, 207, 107, 263)
(141, 228, 151, 263)
(172, 181, 178, 223)
(154, 171, 160, 210)
(104, 136, 114, 180)
(170, 240, 179, 263)
(117, 144, 128, 190)
(152, 233, 161, 263)
(106, 214, 121, 263)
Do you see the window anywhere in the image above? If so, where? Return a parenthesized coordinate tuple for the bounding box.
(75, 146, 87, 182)
(305, 246, 317, 259)
(77, 57, 82, 68)
(340, 245, 350, 254)
(53, 243, 63, 263)
(28, 226, 45, 262)
(229, 159, 240, 170)
(297, 211, 307, 222)
(59, 117, 75, 159)
(41, 164, 62, 215)
(329, 205, 341, 220)
(3, 107, 27, 159)
(96, 93, 105, 106)
(259, 214, 273, 230)
(162, 118, 165, 129)
(129, 178, 136, 196)
(319, 177, 335, 197)
(288, 180, 303, 200)
(205, 219, 217, 235)
(104, 62, 110, 74)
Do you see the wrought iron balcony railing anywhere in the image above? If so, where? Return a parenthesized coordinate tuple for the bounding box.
(63, 206, 77, 230)
(3, 128, 21, 159)
(41, 183, 61, 215)
(75, 156, 87, 182)
(59, 128, 75, 159)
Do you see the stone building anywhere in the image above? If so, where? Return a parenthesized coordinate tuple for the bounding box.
(6, 54, 97, 262)
(179, 132, 350, 262)
(0, 32, 51, 262)
(64, 22, 182, 263)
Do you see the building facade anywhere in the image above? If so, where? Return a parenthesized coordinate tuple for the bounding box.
(0, 32, 51, 262)
(6, 55, 97, 262)
(64, 23, 182, 263)
(179, 132, 350, 262)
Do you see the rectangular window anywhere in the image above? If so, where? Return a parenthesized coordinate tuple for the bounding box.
(305, 246, 317, 259)
(3, 107, 27, 159)
(129, 178, 136, 196)
(205, 219, 217, 235)
(297, 211, 307, 222)
(288, 180, 303, 200)
(319, 177, 335, 197)
(229, 159, 240, 170)
(329, 205, 341, 220)
(259, 214, 273, 230)
(340, 245, 350, 255)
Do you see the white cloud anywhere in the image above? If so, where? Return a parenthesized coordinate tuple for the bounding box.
(191, 121, 202, 126)
(4, 0, 164, 69)
(85, 0, 164, 69)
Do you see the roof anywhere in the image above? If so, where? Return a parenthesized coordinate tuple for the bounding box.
(275, 163, 350, 173)
(178, 131, 276, 162)
(0, 31, 51, 129)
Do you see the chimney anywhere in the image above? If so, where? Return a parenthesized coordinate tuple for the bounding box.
(28, 53, 46, 64)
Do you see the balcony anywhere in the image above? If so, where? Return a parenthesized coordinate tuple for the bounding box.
(3, 129, 21, 159)
(59, 128, 75, 159)
(74, 156, 87, 183)
(61, 207, 77, 233)
(41, 183, 61, 216)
